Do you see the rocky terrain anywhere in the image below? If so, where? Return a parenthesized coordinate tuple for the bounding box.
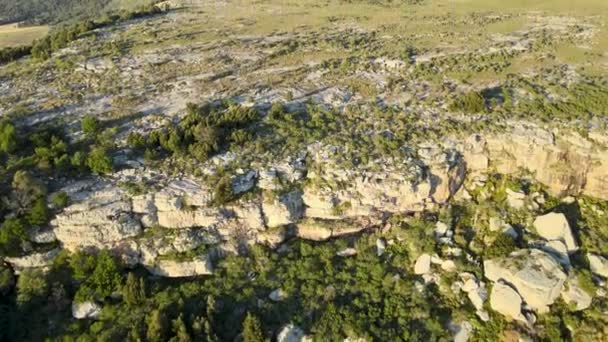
(1, 1, 608, 341)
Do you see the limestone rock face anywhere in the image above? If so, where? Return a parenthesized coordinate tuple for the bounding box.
(263, 190, 304, 227)
(481, 123, 608, 199)
(4, 248, 60, 274)
(52, 187, 141, 251)
(588, 254, 608, 278)
(157, 208, 220, 229)
(490, 282, 526, 322)
(484, 249, 567, 312)
(72, 301, 101, 319)
(533, 213, 577, 252)
(145, 255, 213, 277)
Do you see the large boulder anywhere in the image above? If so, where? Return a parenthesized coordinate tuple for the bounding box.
(533, 213, 578, 252)
(490, 282, 526, 322)
(145, 255, 213, 277)
(484, 249, 567, 312)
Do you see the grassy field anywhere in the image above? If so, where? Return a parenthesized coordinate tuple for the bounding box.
(0, 23, 48, 48)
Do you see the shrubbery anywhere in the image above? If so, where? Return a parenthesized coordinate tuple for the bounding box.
(449, 91, 487, 113)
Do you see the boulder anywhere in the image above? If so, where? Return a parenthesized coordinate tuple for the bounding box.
(376, 238, 386, 256)
(561, 276, 592, 311)
(277, 324, 307, 342)
(538, 240, 570, 269)
(449, 321, 472, 342)
(490, 282, 526, 322)
(72, 301, 101, 319)
(258, 169, 280, 190)
(269, 288, 287, 302)
(414, 253, 431, 275)
(336, 248, 357, 257)
(588, 253, 608, 278)
(145, 255, 213, 277)
(468, 286, 487, 311)
(506, 189, 526, 209)
(484, 249, 567, 312)
(533, 213, 577, 252)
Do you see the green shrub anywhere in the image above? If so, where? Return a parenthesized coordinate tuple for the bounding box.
(0, 218, 27, 256)
(86, 146, 113, 175)
(50, 191, 70, 209)
(449, 91, 486, 113)
(81, 115, 101, 137)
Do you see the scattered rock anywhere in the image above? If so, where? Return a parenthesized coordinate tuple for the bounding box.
(441, 260, 457, 272)
(533, 213, 577, 252)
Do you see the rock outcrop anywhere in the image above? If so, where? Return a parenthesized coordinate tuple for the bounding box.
(4, 248, 60, 274)
(484, 249, 567, 312)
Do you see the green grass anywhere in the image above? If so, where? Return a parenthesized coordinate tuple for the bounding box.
(0, 24, 49, 48)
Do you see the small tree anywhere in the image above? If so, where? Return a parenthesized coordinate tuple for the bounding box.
(0, 120, 17, 153)
(86, 147, 113, 175)
(0, 218, 27, 256)
(88, 250, 122, 298)
(123, 273, 146, 307)
(81, 115, 101, 137)
(147, 309, 168, 342)
(16, 269, 48, 306)
(170, 315, 192, 342)
(242, 313, 265, 342)
(28, 198, 49, 225)
(12, 170, 47, 209)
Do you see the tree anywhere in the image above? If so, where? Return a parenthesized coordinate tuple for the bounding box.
(81, 115, 101, 137)
(28, 197, 49, 225)
(170, 315, 192, 342)
(213, 176, 233, 206)
(88, 250, 122, 298)
(0, 120, 17, 153)
(0, 218, 27, 256)
(242, 313, 265, 342)
(12, 170, 47, 209)
(147, 309, 168, 342)
(16, 269, 47, 306)
(86, 146, 113, 175)
(123, 273, 146, 306)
